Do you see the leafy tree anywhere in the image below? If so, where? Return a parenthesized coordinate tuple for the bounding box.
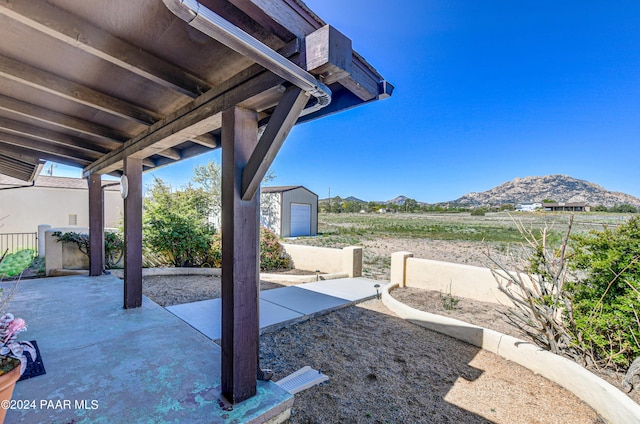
(143, 177, 215, 267)
(609, 204, 638, 213)
(192, 160, 222, 222)
(404, 198, 419, 213)
(569, 216, 640, 367)
(542, 199, 557, 203)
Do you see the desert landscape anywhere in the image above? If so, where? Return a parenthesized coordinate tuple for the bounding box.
(143, 272, 604, 423)
(136, 211, 640, 422)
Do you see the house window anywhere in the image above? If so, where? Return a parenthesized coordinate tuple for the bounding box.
(69, 214, 78, 225)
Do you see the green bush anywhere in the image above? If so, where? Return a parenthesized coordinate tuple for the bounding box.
(569, 216, 640, 367)
(208, 233, 222, 268)
(142, 177, 215, 267)
(208, 227, 291, 271)
(52, 231, 123, 269)
(0, 249, 35, 277)
(259, 227, 291, 271)
(470, 208, 486, 216)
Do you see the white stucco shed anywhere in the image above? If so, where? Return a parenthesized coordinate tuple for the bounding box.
(261, 186, 318, 237)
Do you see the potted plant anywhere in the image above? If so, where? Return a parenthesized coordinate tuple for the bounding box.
(0, 250, 36, 424)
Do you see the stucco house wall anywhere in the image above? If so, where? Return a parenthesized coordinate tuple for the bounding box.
(0, 175, 123, 234)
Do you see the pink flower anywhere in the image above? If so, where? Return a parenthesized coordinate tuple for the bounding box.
(4, 318, 26, 344)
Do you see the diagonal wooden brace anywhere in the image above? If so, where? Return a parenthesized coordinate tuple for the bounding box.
(241, 86, 310, 200)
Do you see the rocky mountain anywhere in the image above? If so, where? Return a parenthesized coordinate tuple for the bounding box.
(344, 196, 366, 203)
(454, 175, 640, 208)
(386, 195, 408, 205)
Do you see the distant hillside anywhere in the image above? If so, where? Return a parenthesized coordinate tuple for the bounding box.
(386, 195, 408, 205)
(319, 195, 365, 204)
(454, 175, 640, 208)
(344, 196, 366, 203)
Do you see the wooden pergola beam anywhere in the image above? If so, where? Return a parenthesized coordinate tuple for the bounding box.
(226, 0, 294, 41)
(0, 0, 209, 98)
(0, 131, 101, 163)
(0, 116, 117, 153)
(241, 86, 309, 200)
(156, 147, 181, 161)
(0, 55, 160, 125)
(192, 134, 219, 148)
(0, 141, 91, 168)
(0, 94, 130, 143)
(0, 154, 38, 182)
(83, 70, 284, 176)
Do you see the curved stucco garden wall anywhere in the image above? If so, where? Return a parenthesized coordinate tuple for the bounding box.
(382, 282, 640, 424)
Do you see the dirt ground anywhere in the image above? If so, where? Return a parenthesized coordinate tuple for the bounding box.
(348, 238, 510, 280)
(142, 272, 612, 423)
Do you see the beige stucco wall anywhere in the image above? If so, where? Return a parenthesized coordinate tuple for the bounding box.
(391, 254, 514, 306)
(45, 227, 90, 275)
(281, 243, 362, 277)
(0, 186, 123, 234)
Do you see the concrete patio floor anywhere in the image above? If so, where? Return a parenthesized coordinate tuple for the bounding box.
(2, 275, 293, 423)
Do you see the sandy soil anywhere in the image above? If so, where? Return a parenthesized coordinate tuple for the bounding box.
(142, 273, 608, 423)
(391, 286, 640, 407)
(357, 238, 509, 280)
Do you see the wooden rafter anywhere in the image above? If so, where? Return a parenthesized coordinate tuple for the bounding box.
(0, 0, 210, 98)
(191, 134, 219, 148)
(0, 154, 38, 182)
(0, 116, 118, 153)
(0, 55, 161, 125)
(0, 94, 130, 143)
(0, 131, 101, 162)
(0, 140, 91, 168)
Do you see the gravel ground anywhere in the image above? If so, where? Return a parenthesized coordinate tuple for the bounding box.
(259, 300, 603, 424)
(142, 273, 606, 423)
(391, 286, 640, 407)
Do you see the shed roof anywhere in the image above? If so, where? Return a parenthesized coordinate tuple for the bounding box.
(0, 0, 392, 182)
(261, 185, 316, 195)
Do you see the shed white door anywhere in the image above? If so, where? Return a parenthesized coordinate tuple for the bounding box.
(290, 203, 311, 237)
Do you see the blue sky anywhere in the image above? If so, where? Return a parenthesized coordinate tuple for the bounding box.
(47, 0, 640, 203)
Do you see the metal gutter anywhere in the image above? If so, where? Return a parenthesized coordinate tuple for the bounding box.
(163, 0, 331, 115)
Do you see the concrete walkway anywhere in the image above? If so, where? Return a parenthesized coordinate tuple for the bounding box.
(167, 277, 381, 341)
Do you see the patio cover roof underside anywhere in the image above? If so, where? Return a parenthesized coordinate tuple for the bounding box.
(0, 0, 391, 182)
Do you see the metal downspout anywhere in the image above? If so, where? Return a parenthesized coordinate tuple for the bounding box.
(163, 0, 331, 116)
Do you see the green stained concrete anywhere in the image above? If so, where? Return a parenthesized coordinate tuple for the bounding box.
(3, 275, 292, 423)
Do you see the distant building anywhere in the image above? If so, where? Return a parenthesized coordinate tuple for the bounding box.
(543, 202, 590, 212)
(261, 186, 318, 237)
(515, 202, 542, 212)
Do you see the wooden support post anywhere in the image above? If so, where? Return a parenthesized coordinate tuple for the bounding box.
(88, 174, 104, 276)
(123, 157, 143, 309)
(221, 106, 259, 404)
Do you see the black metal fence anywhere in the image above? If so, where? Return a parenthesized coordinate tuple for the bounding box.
(0, 232, 38, 255)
